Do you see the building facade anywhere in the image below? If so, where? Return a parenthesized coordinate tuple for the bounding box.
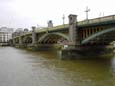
(0, 27, 13, 43)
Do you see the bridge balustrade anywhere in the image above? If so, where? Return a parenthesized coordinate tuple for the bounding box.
(78, 15, 115, 26)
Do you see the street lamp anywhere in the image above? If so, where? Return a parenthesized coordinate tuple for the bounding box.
(85, 6, 90, 20)
(62, 14, 65, 27)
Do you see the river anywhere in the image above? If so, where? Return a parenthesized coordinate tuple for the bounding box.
(0, 47, 115, 86)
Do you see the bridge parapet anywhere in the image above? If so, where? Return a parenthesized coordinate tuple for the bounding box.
(78, 15, 115, 26)
(35, 15, 115, 33)
(12, 15, 115, 39)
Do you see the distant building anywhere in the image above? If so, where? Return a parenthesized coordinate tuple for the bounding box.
(12, 28, 29, 38)
(0, 27, 13, 43)
(15, 28, 23, 32)
(12, 28, 24, 38)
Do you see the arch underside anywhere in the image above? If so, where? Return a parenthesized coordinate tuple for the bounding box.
(38, 33, 69, 45)
(81, 27, 115, 45)
(23, 36, 32, 44)
(15, 38, 19, 43)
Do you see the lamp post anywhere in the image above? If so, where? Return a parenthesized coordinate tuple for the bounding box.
(62, 14, 65, 27)
(85, 6, 90, 20)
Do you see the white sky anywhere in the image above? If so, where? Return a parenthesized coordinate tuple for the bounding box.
(0, 0, 114, 29)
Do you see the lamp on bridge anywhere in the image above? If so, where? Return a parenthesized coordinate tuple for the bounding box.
(85, 6, 90, 20)
(62, 14, 65, 27)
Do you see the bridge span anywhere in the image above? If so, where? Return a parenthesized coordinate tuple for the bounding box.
(10, 14, 115, 59)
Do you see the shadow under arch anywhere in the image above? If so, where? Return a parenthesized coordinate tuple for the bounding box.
(38, 32, 70, 43)
(23, 36, 32, 44)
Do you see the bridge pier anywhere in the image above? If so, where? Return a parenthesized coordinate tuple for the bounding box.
(27, 26, 38, 50)
(68, 14, 80, 47)
(61, 14, 81, 59)
(61, 45, 114, 59)
(32, 26, 37, 45)
(61, 14, 114, 59)
(19, 36, 23, 46)
(12, 38, 16, 46)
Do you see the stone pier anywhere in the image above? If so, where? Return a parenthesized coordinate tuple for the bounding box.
(61, 14, 81, 59)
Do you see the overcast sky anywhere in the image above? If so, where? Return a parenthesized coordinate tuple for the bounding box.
(0, 0, 114, 29)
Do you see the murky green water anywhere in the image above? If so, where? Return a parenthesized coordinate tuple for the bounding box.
(0, 47, 115, 86)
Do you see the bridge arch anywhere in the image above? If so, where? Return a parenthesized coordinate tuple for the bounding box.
(81, 27, 115, 45)
(38, 32, 69, 44)
(23, 36, 32, 44)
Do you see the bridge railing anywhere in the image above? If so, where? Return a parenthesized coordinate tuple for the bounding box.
(36, 24, 69, 33)
(78, 15, 115, 26)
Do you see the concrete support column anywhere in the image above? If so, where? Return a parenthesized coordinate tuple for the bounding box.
(68, 14, 80, 46)
(19, 37, 22, 45)
(32, 26, 37, 45)
(12, 39, 15, 46)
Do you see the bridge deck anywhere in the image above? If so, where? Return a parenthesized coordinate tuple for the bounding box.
(78, 15, 115, 27)
(36, 15, 115, 33)
(14, 15, 115, 38)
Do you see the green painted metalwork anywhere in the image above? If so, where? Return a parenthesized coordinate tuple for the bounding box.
(13, 15, 115, 40)
(81, 27, 115, 44)
(36, 15, 115, 32)
(12, 15, 115, 46)
(23, 36, 32, 43)
(35, 15, 115, 33)
(38, 32, 69, 43)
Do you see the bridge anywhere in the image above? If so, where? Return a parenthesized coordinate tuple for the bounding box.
(10, 14, 115, 59)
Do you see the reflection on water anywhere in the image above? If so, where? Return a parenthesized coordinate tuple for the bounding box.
(0, 47, 115, 86)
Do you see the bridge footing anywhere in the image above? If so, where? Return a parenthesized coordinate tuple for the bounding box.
(61, 46, 114, 60)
